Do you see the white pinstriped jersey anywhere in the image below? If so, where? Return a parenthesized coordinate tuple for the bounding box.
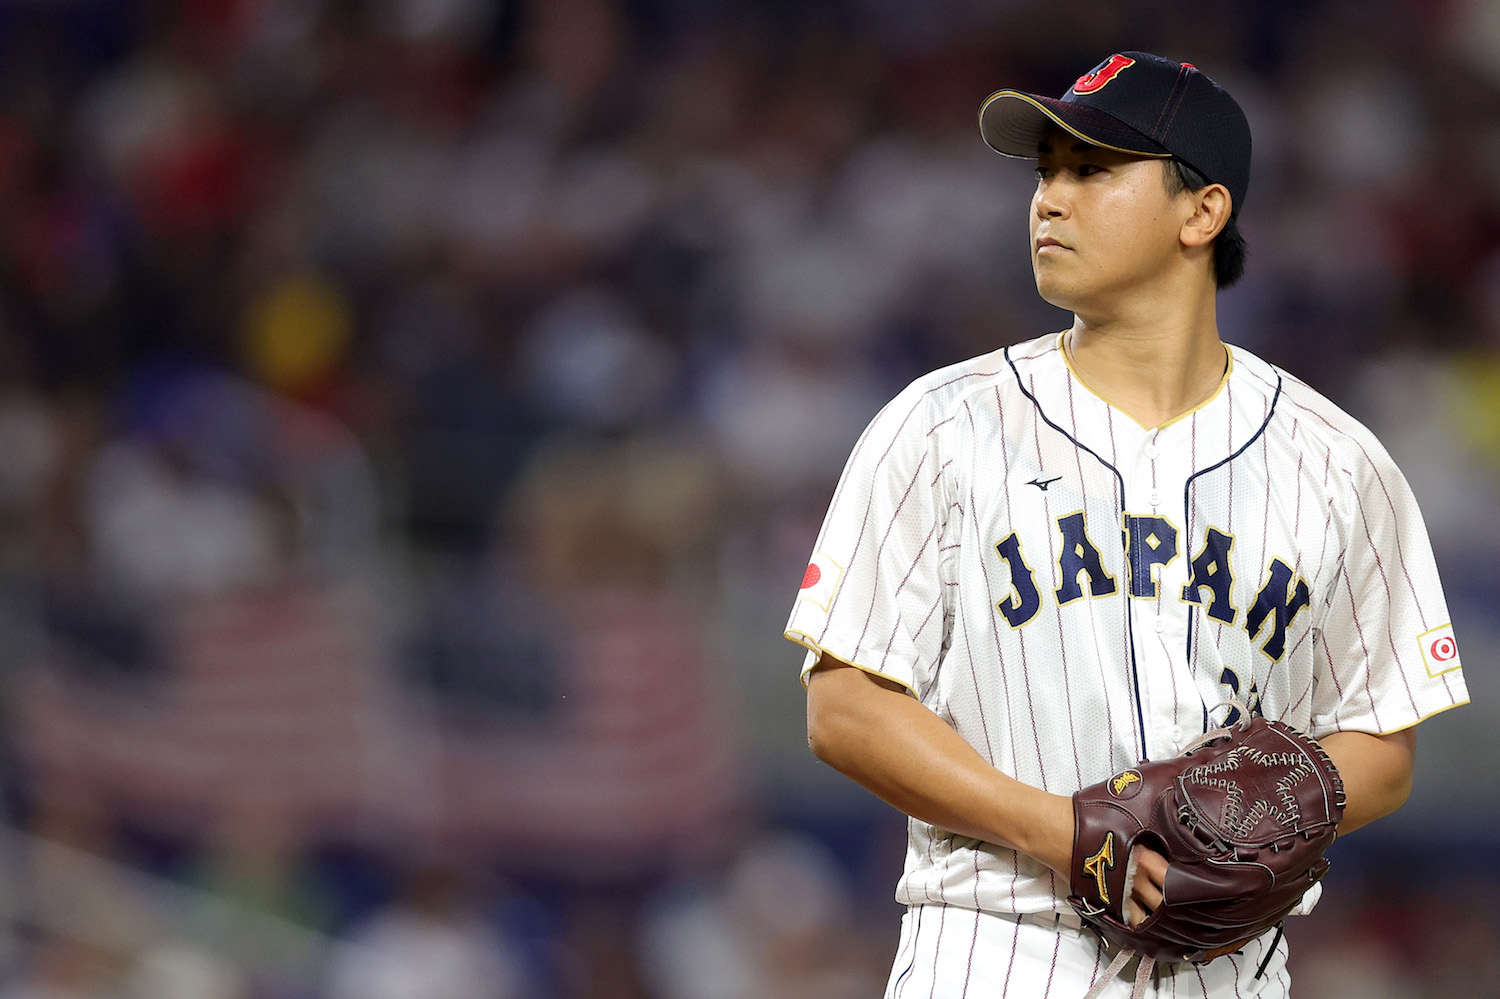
(787, 331, 1469, 918)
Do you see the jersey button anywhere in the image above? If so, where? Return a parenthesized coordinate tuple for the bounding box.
(1145, 444, 1159, 459)
(1153, 617, 1165, 633)
(1149, 491, 1161, 506)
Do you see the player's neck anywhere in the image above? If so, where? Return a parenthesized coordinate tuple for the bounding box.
(1062, 295, 1227, 430)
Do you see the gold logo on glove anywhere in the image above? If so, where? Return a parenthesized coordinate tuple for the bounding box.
(1083, 832, 1115, 904)
(1110, 770, 1142, 796)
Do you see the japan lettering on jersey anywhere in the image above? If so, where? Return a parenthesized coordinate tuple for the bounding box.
(787, 332, 1468, 917)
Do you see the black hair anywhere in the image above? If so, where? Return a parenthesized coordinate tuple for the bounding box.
(1162, 158, 1247, 289)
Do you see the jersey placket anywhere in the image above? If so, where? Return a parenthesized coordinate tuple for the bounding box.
(1125, 425, 1197, 760)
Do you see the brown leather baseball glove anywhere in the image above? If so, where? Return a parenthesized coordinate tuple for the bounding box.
(1068, 713, 1345, 971)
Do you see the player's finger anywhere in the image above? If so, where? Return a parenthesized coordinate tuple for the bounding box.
(1128, 845, 1168, 925)
(1132, 845, 1168, 887)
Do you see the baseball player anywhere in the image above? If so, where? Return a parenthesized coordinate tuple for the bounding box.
(786, 51, 1469, 997)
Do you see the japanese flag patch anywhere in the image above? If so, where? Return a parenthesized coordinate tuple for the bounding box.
(1418, 623, 1460, 676)
(797, 553, 844, 613)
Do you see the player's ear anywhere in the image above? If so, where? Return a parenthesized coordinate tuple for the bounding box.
(1180, 183, 1231, 249)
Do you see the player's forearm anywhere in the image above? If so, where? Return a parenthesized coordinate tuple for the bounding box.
(1318, 728, 1416, 835)
(805, 659, 1074, 874)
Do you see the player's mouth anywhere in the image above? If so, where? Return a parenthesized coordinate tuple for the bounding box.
(1035, 236, 1069, 254)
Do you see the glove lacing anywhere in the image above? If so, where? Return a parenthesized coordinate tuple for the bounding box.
(1180, 698, 1255, 754)
(1082, 948, 1152, 999)
(1077, 699, 1251, 999)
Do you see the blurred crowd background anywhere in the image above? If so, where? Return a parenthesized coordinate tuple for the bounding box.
(0, 0, 1496, 996)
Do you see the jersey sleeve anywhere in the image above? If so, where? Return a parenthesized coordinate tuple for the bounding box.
(1309, 439, 1469, 737)
(785, 383, 952, 692)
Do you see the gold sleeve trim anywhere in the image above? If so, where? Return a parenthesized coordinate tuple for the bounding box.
(785, 631, 917, 695)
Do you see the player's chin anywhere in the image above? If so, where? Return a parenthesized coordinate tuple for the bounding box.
(1033, 262, 1113, 314)
(1032, 273, 1085, 313)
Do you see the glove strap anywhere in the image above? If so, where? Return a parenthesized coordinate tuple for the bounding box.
(1081, 948, 1155, 999)
(1132, 956, 1155, 998)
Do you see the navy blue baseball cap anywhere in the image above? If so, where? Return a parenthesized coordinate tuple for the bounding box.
(979, 51, 1252, 217)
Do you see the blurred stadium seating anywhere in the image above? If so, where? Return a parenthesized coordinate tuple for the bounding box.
(0, 1, 1494, 995)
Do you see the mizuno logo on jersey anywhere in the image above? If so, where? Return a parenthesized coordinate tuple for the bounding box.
(992, 514, 1312, 663)
(1027, 476, 1063, 491)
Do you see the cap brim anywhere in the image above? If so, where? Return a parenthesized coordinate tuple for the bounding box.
(979, 90, 1171, 160)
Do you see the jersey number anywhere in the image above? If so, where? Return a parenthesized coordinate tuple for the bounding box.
(1218, 666, 1261, 725)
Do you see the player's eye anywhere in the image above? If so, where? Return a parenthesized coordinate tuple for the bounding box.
(1034, 165, 1052, 180)
(1077, 163, 1103, 177)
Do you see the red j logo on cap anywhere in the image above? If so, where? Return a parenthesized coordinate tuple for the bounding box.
(1072, 54, 1135, 94)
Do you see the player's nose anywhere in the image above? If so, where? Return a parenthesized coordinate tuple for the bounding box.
(1034, 177, 1070, 219)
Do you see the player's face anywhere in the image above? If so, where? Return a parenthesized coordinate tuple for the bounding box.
(1029, 128, 1190, 313)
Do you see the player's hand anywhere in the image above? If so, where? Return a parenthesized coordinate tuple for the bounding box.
(1128, 845, 1253, 960)
(1127, 844, 1166, 925)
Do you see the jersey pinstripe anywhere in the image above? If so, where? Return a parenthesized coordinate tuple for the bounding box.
(787, 331, 1469, 919)
(884, 906, 1289, 998)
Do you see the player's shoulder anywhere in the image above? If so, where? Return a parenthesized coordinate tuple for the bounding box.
(889, 332, 1056, 419)
(1231, 344, 1401, 475)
